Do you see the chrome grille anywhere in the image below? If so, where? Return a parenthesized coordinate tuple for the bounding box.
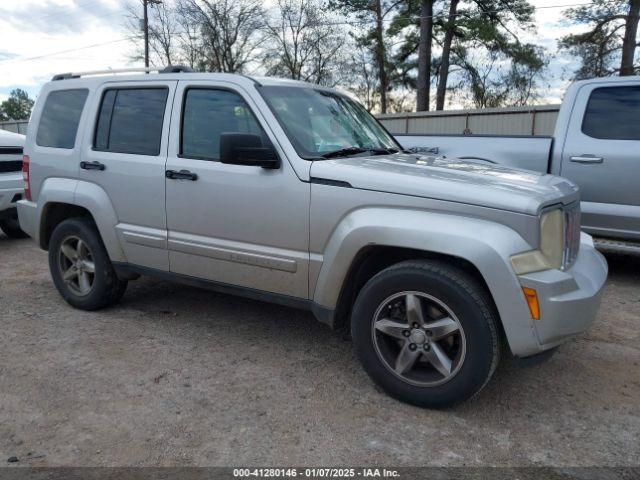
(563, 202, 581, 270)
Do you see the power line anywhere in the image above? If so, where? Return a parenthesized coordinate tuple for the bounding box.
(0, 36, 137, 66)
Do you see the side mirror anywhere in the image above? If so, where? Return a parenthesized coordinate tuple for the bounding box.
(219, 133, 280, 169)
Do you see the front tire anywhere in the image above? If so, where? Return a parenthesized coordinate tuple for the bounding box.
(0, 210, 28, 239)
(351, 260, 500, 408)
(48, 217, 127, 310)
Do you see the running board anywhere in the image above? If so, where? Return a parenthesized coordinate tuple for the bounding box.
(594, 237, 640, 255)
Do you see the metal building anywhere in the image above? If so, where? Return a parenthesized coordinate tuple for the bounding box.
(377, 104, 560, 136)
(1, 105, 562, 137)
(0, 120, 28, 135)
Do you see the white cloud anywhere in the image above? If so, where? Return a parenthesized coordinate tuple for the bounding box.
(0, 0, 136, 99)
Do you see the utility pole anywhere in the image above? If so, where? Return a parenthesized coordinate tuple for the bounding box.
(142, 0, 162, 68)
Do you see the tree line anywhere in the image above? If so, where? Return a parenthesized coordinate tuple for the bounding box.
(1, 1, 638, 122)
(127, 0, 639, 114)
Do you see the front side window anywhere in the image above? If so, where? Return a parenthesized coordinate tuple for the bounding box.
(582, 86, 640, 140)
(181, 88, 266, 160)
(94, 87, 168, 155)
(36, 89, 88, 149)
(259, 86, 400, 159)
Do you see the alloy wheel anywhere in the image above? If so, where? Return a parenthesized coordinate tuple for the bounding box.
(58, 235, 96, 296)
(371, 291, 466, 387)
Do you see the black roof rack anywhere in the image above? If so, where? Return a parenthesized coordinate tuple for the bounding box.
(52, 73, 80, 81)
(159, 65, 196, 73)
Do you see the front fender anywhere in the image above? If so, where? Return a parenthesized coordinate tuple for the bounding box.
(312, 208, 538, 355)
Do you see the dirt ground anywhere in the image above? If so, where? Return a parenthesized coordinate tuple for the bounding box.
(0, 231, 638, 467)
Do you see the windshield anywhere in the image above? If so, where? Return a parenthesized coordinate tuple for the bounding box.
(259, 85, 401, 159)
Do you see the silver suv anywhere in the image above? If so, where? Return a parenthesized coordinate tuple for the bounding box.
(18, 67, 608, 407)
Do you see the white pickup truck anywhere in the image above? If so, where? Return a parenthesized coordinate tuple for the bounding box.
(0, 128, 26, 238)
(396, 76, 640, 254)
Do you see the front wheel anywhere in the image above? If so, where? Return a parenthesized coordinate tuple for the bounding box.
(48, 217, 127, 310)
(351, 260, 500, 408)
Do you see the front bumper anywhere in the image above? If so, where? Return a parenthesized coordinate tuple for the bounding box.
(516, 232, 608, 355)
(17, 199, 38, 240)
(0, 172, 23, 214)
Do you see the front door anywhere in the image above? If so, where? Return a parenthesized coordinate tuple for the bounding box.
(164, 80, 310, 299)
(560, 82, 640, 241)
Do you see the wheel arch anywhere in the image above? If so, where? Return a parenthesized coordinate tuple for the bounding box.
(37, 179, 126, 262)
(40, 202, 93, 250)
(331, 246, 496, 332)
(311, 208, 540, 355)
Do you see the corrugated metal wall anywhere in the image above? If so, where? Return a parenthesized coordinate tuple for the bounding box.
(377, 105, 560, 136)
(0, 120, 28, 135)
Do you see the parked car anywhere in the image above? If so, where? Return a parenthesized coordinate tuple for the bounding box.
(396, 76, 640, 254)
(18, 68, 607, 407)
(0, 128, 26, 238)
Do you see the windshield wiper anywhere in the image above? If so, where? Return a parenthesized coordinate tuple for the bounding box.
(369, 148, 399, 155)
(320, 147, 399, 159)
(321, 147, 369, 159)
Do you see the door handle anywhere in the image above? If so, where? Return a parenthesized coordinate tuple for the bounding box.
(570, 155, 604, 164)
(80, 161, 106, 171)
(166, 169, 198, 181)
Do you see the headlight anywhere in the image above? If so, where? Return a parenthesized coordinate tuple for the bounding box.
(540, 208, 564, 269)
(511, 208, 564, 274)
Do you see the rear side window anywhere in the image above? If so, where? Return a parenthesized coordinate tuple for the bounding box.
(181, 88, 266, 160)
(94, 88, 168, 156)
(582, 86, 640, 140)
(36, 89, 88, 149)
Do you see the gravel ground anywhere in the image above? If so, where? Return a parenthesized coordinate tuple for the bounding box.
(0, 232, 639, 467)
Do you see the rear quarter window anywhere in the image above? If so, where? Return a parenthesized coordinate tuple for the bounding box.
(36, 89, 89, 149)
(582, 86, 640, 140)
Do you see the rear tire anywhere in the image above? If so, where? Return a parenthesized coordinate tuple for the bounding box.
(351, 260, 500, 408)
(0, 210, 28, 238)
(48, 217, 127, 310)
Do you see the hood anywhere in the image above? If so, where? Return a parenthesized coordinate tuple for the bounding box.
(0, 129, 25, 147)
(310, 153, 579, 215)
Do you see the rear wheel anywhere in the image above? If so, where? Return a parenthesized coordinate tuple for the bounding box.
(0, 210, 28, 238)
(351, 260, 500, 408)
(48, 217, 127, 310)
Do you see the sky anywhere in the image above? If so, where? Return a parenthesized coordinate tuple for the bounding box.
(0, 0, 587, 108)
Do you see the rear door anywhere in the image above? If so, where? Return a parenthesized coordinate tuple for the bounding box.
(79, 81, 177, 270)
(560, 83, 640, 241)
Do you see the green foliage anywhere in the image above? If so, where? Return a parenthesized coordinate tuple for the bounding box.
(0, 89, 35, 121)
(559, 0, 635, 79)
(387, 0, 545, 108)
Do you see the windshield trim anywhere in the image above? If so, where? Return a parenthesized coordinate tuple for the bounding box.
(256, 84, 403, 161)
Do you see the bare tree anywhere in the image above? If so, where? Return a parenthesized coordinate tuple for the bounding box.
(125, 0, 180, 67)
(175, 0, 204, 69)
(181, 0, 265, 73)
(263, 0, 346, 85)
(345, 45, 379, 110)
